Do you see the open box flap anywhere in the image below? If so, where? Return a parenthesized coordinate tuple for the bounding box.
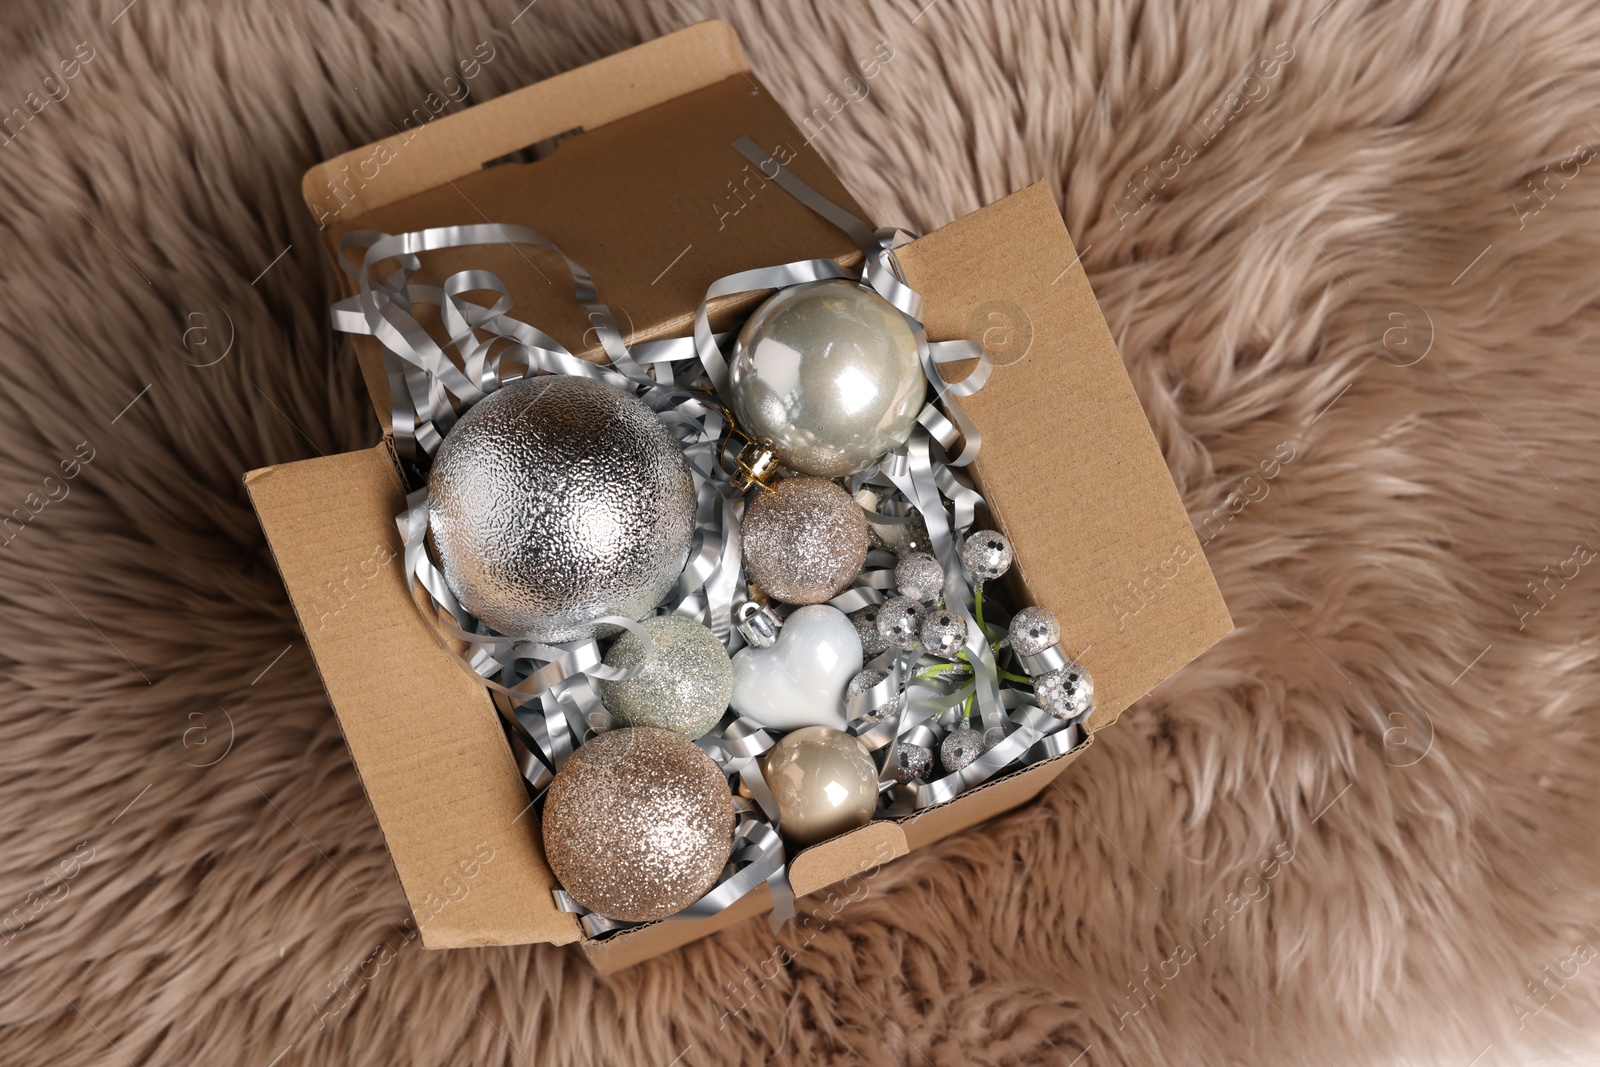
(245, 445, 580, 948)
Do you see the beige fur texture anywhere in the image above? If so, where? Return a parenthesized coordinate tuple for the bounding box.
(2, 1, 1599, 1064)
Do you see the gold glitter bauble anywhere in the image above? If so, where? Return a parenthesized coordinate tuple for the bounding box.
(541, 728, 734, 922)
(743, 477, 869, 605)
(599, 615, 734, 739)
(762, 726, 879, 847)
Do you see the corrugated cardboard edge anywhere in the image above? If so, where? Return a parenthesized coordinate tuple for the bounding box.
(245, 445, 580, 948)
(300, 21, 750, 222)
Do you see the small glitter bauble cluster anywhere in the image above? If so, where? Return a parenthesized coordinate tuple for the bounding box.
(427, 376, 695, 642)
(920, 609, 967, 659)
(850, 605, 889, 658)
(846, 668, 900, 722)
(541, 728, 734, 922)
(885, 742, 933, 784)
(742, 477, 869, 605)
(598, 615, 733, 739)
(961, 530, 1014, 581)
(940, 726, 989, 773)
(1035, 661, 1094, 720)
(1008, 605, 1060, 657)
(876, 595, 924, 650)
(894, 552, 944, 602)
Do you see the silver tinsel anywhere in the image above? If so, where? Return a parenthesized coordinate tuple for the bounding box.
(876, 595, 925, 650)
(1035, 661, 1094, 720)
(850, 605, 890, 658)
(846, 668, 900, 723)
(919, 609, 968, 659)
(884, 742, 932, 784)
(961, 530, 1014, 582)
(940, 726, 989, 773)
(894, 552, 944, 603)
(1008, 605, 1061, 657)
(427, 376, 695, 642)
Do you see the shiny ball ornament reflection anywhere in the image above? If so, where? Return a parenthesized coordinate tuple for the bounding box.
(763, 726, 880, 846)
(599, 615, 733, 739)
(728, 280, 927, 477)
(742, 477, 869, 605)
(427, 376, 695, 643)
(541, 727, 735, 922)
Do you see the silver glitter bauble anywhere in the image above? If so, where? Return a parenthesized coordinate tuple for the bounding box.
(919, 609, 968, 659)
(1035, 661, 1094, 720)
(728, 279, 927, 477)
(850, 605, 890, 658)
(743, 476, 869, 605)
(961, 530, 1014, 582)
(884, 742, 933, 784)
(598, 615, 733, 739)
(940, 726, 989, 773)
(846, 668, 900, 723)
(1009, 605, 1061, 657)
(763, 726, 880, 846)
(427, 376, 695, 643)
(876, 595, 925, 650)
(541, 727, 734, 922)
(894, 552, 944, 603)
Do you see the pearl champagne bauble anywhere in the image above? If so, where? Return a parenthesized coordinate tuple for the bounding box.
(763, 726, 879, 846)
(541, 728, 734, 922)
(427, 376, 695, 643)
(728, 279, 926, 477)
(599, 615, 733, 739)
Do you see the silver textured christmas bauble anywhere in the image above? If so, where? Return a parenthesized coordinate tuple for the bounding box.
(743, 477, 869, 605)
(940, 726, 988, 773)
(850, 605, 890, 659)
(920, 609, 968, 659)
(541, 727, 734, 922)
(728, 279, 927, 477)
(846, 668, 900, 723)
(876, 595, 924, 650)
(894, 552, 944, 603)
(763, 726, 880, 846)
(427, 376, 695, 643)
(598, 615, 733, 739)
(1035, 661, 1094, 720)
(961, 530, 1014, 582)
(1009, 605, 1061, 657)
(884, 742, 933, 784)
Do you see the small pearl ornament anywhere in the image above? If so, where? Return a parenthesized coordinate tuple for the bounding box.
(876, 595, 925, 650)
(919, 609, 968, 659)
(1008, 605, 1061, 657)
(961, 530, 1014, 582)
(894, 552, 944, 603)
(1035, 661, 1094, 720)
(940, 726, 988, 773)
(763, 726, 880, 846)
(850, 605, 890, 658)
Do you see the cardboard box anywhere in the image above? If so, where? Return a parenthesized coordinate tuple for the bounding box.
(247, 21, 1232, 973)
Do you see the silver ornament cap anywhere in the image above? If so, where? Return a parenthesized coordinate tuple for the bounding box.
(427, 376, 695, 643)
(728, 279, 927, 477)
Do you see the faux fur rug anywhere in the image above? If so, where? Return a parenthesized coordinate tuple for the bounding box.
(3, 1, 1599, 1064)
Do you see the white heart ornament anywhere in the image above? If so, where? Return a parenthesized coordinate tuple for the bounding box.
(730, 605, 863, 731)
